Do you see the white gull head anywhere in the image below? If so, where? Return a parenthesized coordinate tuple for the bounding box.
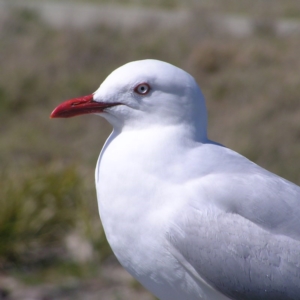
(52, 59, 208, 141)
(95, 60, 208, 140)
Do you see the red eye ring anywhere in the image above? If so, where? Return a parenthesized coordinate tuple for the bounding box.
(134, 83, 151, 95)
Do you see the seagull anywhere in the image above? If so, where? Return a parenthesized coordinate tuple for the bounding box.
(51, 59, 300, 300)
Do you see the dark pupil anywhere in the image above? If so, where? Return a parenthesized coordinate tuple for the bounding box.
(141, 86, 145, 91)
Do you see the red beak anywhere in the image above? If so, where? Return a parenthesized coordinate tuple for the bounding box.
(50, 94, 121, 118)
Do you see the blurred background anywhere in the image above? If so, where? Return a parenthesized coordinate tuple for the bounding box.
(0, 0, 300, 299)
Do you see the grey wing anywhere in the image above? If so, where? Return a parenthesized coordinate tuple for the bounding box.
(167, 208, 300, 300)
(166, 145, 300, 299)
(195, 144, 300, 241)
(209, 171, 300, 241)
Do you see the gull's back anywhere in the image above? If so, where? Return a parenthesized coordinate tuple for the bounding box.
(167, 142, 300, 300)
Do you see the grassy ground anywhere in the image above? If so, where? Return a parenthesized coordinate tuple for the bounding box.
(1, 2, 300, 299)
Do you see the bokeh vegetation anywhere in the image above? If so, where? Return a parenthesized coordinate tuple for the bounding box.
(1, 0, 300, 299)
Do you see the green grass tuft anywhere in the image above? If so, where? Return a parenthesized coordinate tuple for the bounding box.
(0, 166, 83, 266)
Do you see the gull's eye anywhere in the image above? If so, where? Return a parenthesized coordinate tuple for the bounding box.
(134, 83, 150, 95)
